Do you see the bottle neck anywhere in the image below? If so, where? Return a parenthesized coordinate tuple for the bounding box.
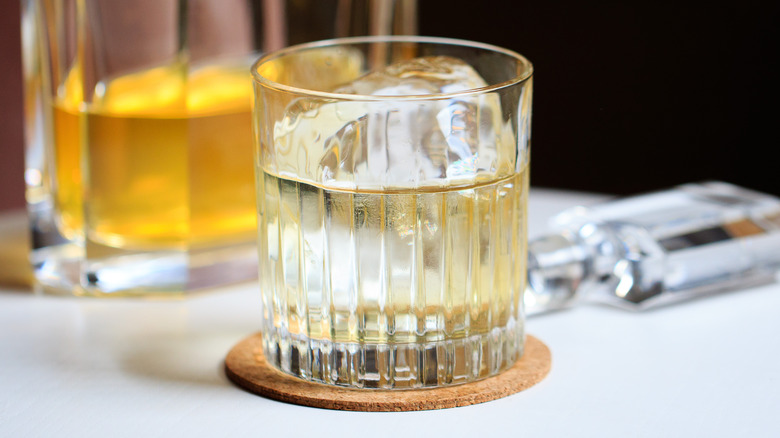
(525, 232, 591, 315)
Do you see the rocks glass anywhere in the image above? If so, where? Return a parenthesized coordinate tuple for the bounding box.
(252, 36, 533, 388)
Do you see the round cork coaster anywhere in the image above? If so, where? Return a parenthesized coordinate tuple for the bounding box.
(224, 333, 551, 411)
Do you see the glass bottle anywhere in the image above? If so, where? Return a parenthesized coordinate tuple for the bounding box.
(525, 182, 780, 315)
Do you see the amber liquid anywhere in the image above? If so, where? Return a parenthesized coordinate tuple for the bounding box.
(52, 64, 256, 249)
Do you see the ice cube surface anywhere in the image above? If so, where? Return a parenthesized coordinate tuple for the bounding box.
(269, 55, 516, 189)
(334, 56, 490, 96)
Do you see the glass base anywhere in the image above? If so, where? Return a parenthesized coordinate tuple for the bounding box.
(261, 320, 524, 389)
(31, 241, 258, 297)
(27, 198, 258, 297)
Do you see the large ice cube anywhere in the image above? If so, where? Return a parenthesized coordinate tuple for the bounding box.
(269, 56, 515, 189)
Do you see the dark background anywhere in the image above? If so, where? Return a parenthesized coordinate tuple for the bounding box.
(1, 1, 778, 211)
(0, 0, 25, 211)
(419, 2, 780, 197)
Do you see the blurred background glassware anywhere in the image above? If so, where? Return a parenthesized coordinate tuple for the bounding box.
(21, 0, 418, 296)
(525, 181, 780, 315)
(252, 36, 533, 388)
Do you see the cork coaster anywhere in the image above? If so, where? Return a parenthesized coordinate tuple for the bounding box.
(224, 333, 551, 411)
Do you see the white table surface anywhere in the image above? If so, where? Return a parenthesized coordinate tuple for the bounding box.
(1, 188, 779, 438)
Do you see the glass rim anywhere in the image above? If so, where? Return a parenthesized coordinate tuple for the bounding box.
(251, 35, 533, 101)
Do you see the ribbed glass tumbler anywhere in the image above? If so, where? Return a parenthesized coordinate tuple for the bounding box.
(252, 36, 533, 389)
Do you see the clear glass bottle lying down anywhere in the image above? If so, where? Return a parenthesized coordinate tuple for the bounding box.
(525, 181, 780, 315)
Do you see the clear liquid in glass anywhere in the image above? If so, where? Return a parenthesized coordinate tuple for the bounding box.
(258, 169, 528, 388)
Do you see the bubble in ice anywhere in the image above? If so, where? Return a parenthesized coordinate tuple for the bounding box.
(270, 56, 514, 188)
